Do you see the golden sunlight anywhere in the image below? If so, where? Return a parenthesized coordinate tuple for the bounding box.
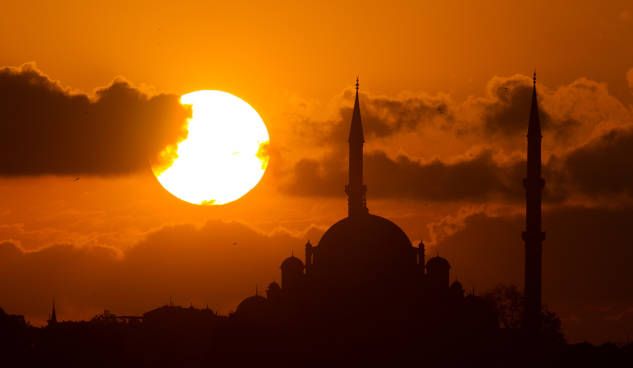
(152, 90, 270, 205)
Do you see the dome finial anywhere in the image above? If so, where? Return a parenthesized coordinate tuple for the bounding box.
(355, 76, 359, 91)
(533, 70, 536, 86)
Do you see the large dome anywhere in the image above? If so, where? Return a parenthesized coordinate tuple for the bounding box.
(310, 213, 417, 289)
(318, 213, 412, 252)
(313, 213, 416, 283)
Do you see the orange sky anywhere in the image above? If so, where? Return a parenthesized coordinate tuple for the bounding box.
(2, 1, 633, 105)
(1, 1, 633, 344)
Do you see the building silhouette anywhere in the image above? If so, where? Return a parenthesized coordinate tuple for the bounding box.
(522, 73, 545, 331)
(7, 76, 633, 367)
(287, 79, 452, 295)
(235, 80, 476, 330)
(32, 78, 546, 358)
(142, 304, 218, 330)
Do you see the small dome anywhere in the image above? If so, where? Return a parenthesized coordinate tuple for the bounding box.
(235, 295, 269, 317)
(426, 256, 450, 269)
(450, 281, 463, 290)
(267, 281, 281, 291)
(281, 255, 304, 270)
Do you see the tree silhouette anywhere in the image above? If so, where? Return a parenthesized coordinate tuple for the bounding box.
(482, 284, 523, 328)
(482, 283, 564, 341)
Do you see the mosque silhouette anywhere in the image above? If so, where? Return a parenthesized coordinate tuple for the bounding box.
(229, 76, 547, 341)
(279, 81, 455, 294)
(230, 79, 519, 337)
(40, 77, 546, 336)
(4, 76, 569, 367)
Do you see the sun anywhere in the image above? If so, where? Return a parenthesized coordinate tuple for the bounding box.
(152, 90, 270, 205)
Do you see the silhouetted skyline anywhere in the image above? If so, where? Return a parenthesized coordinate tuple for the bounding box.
(2, 78, 632, 367)
(2, 1, 633, 350)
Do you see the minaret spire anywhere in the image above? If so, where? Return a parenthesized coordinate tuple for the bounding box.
(345, 77, 368, 217)
(48, 298, 57, 326)
(522, 72, 545, 331)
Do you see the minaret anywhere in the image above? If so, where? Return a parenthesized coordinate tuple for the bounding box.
(418, 241, 426, 269)
(48, 298, 57, 326)
(522, 72, 545, 331)
(345, 77, 368, 217)
(305, 240, 313, 275)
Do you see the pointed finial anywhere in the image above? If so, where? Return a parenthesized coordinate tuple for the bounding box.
(49, 297, 57, 324)
(291, 249, 294, 257)
(355, 76, 359, 91)
(255, 284, 258, 296)
(533, 70, 536, 86)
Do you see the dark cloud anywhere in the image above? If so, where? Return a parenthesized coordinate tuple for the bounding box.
(1, 205, 632, 344)
(282, 73, 633, 204)
(479, 77, 541, 136)
(0, 64, 190, 175)
(477, 75, 582, 141)
(300, 75, 615, 156)
(432, 205, 633, 343)
(0, 220, 301, 322)
(283, 121, 633, 203)
(561, 127, 633, 197)
(305, 90, 452, 148)
(282, 156, 345, 197)
(364, 150, 521, 201)
(355, 91, 452, 138)
(284, 149, 523, 202)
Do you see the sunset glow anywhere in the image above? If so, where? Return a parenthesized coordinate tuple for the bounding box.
(153, 91, 270, 205)
(2, 0, 633, 349)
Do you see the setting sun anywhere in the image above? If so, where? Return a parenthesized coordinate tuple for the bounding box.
(152, 90, 270, 205)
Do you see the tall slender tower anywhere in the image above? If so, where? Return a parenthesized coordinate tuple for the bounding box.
(48, 298, 57, 326)
(345, 77, 368, 217)
(522, 72, 545, 330)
